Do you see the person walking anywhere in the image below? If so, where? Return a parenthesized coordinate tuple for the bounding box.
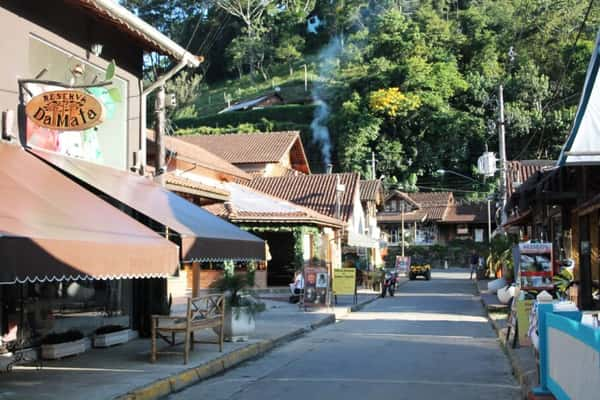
(469, 250, 479, 280)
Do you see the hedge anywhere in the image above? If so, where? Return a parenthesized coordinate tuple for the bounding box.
(385, 240, 490, 269)
(173, 104, 317, 130)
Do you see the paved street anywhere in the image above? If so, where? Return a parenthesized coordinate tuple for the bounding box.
(170, 270, 519, 400)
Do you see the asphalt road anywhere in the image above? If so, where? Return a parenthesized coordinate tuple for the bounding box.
(169, 270, 519, 400)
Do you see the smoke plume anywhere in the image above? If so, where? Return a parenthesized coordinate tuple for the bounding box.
(311, 37, 342, 168)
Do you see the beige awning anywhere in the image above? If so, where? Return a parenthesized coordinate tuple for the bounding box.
(31, 149, 266, 262)
(0, 143, 179, 284)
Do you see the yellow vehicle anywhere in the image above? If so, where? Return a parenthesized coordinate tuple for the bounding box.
(409, 257, 431, 280)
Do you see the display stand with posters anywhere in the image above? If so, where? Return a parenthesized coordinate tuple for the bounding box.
(395, 256, 411, 276)
(508, 242, 553, 347)
(332, 268, 357, 305)
(302, 267, 329, 309)
(513, 242, 554, 291)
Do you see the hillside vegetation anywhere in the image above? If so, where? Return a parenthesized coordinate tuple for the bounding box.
(125, 0, 600, 187)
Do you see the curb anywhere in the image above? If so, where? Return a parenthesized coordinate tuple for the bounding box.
(114, 314, 335, 400)
(475, 282, 535, 400)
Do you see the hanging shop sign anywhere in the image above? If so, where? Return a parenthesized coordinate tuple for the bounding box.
(25, 90, 104, 131)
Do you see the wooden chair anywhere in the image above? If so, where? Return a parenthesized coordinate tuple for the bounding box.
(151, 294, 224, 364)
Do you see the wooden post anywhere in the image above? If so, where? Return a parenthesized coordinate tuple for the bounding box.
(151, 317, 157, 362)
(192, 261, 200, 297)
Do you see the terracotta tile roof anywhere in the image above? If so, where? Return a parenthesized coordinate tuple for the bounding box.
(147, 130, 251, 181)
(176, 131, 307, 166)
(243, 173, 360, 222)
(165, 175, 230, 200)
(360, 180, 383, 202)
(203, 183, 343, 228)
(378, 191, 453, 223)
(506, 160, 555, 195)
(410, 192, 452, 221)
(377, 210, 428, 224)
(442, 203, 490, 224)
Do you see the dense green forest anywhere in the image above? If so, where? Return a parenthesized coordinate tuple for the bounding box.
(123, 0, 600, 192)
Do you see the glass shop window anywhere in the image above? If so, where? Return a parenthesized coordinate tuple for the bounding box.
(26, 36, 128, 170)
(1, 280, 131, 348)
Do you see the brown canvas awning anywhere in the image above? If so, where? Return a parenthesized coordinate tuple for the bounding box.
(0, 143, 179, 284)
(31, 149, 266, 262)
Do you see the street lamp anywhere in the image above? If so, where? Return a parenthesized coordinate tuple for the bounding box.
(436, 169, 492, 243)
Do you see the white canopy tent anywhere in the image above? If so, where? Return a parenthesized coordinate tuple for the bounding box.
(558, 30, 600, 165)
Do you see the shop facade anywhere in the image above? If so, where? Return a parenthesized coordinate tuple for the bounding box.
(0, 0, 265, 359)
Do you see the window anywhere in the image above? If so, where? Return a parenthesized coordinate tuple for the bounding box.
(475, 229, 484, 243)
(415, 225, 438, 245)
(27, 37, 128, 170)
(457, 225, 469, 235)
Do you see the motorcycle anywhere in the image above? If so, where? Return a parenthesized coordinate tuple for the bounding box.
(381, 271, 397, 297)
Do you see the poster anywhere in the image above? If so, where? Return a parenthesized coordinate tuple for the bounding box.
(516, 243, 553, 290)
(395, 256, 411, 274)
(333, 268, 356, 295)
(517, 299, 534, 346)
(304, 267, 328, 307)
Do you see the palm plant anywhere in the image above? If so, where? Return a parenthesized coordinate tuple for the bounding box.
(486, 235, 514, 279)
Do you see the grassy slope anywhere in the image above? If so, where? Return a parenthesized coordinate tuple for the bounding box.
(172, 58, 334, 172)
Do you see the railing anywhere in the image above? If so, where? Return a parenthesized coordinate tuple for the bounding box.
(534, 303, 600, 399)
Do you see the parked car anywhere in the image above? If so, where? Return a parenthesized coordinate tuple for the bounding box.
(409, 257, 431, 281)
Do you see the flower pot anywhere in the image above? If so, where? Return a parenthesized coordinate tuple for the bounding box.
(93, 329, 134, 348)
(487, 278, 507, 294)
(223, 306, 255, 342)
(41, 338, 86, 360)
(497, 285, 515, 305)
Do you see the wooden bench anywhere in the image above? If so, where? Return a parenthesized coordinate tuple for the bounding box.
(151, 294, 224, 364)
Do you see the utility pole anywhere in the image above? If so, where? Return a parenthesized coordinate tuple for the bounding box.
(487, 198, 492, 243)
(371, 152, 376, 180)
(154, 85, 166, 186)
(498, 85, 508, 227)
(304, 64, 308, 92)
(401, 201, 405, 257)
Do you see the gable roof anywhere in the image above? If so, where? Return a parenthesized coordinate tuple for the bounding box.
(442, 203, 489, 224)
(147, 130, 251, 181)
(360, 180, 384, 203)
(176, 132, 310, 173)
(203, 183, 343, 228)
(243, 173, 360, 222)
(506, 160, 555, 195)
(378, 191, 453, 223)
(385, 190, 421, 209)
(67, 0, 200, 65)
(409, 192, 452, 220)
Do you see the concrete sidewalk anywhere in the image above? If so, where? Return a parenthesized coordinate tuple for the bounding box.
(475, 280, 538, 400)
(0, 289, 384, 400)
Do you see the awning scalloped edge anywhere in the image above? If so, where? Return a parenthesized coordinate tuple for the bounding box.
(0, 272, 170, 285)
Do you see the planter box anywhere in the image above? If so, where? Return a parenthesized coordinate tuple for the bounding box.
(223, 307, 255, 342)
(93, 329, 134, 348)
(41, 338, 86, 360)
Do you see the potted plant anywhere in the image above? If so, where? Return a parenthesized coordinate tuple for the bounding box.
(41, 329, 86, 359)
(211, 270, 265, 342)
(93, 325, 133, 348)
